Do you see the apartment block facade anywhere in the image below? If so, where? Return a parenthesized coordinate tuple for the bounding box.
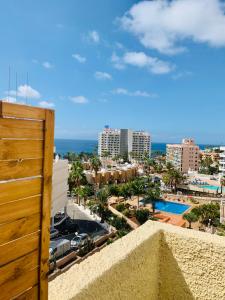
(166, 138, 200, 173)
(98, 126, 151, 161)
(219, 146, 225, 175)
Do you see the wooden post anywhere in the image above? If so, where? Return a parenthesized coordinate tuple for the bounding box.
(39, 109, 55, 299)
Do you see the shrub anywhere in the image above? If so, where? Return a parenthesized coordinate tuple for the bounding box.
(110, 216, 128, 230)
(122, 208, 131, 218)
(135, 209, 150, 225)
(116, 203, 126, 212)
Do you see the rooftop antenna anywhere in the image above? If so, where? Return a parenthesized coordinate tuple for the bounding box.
(26, 72, 29, 104)
(7, 65, 11, 101)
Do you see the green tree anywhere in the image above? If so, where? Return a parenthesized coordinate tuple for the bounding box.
(220, 176, 225, 194)
(183, 212, 198, 229)
(131, 179, 145, 208)
(96, 188, 110, 223)
(192, 203, 220, 227)
(68, 161, 85, 201)
(135, 209, 150, 225)
(90, 156, 102, 197)
(119, 183, 133, 203)
(146, 186, 160, 213)
(162, 168, 184, 192)
(79, 185, 93, 207)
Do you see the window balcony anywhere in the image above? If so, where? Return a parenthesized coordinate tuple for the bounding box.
(49, 221, 225, 300)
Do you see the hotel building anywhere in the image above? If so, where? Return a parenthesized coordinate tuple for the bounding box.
(98, 126, 151, 161)
(166, 138, 200, 173)
(219, 146, 225, 175)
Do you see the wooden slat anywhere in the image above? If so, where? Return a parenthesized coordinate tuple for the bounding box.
(13, 285, 38, 300)
(0, 102, 46, 120)
(0, 231, 40, 267)
(0, 196, 41, 225)
(0, 214, 40, 245)
(40, 109, 54, 300)
(0, 118, 44, 139)
(0, 140, 43, 160)
(0, 158, 43, 180)
(0, 250, 39, 299)
(0, 177, 42, 205)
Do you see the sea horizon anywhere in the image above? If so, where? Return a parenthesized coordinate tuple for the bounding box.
(55, 138, 217, 156)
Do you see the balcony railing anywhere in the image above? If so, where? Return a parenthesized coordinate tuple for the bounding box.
(49, 221, 225, 300)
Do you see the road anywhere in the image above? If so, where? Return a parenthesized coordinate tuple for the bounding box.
(66, 199, 108, 240)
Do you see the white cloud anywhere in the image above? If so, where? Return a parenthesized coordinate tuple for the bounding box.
(42, 61, 54, 69)
(112, 51, 174, 74)
(72, 53, 86, 63)
(111, 52, 125, 70)
(70, 96, 89, 104)
(94, 71, 112, 80)
(88, 30, 100, 43)
(112, 88, 157, 98)
(120, 0, 225, 55)
(39, 101, 55, 108)
(9, 85, 41, 99)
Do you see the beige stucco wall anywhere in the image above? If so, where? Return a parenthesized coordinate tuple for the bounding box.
(49, 222, 225, 300)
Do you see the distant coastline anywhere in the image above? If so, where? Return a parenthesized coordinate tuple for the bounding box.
(55, 138, 213, 156)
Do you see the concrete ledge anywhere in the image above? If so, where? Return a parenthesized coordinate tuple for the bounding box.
(49, 221, 225, 300)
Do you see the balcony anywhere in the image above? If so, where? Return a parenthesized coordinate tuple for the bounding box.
(49, 221, 225, 300)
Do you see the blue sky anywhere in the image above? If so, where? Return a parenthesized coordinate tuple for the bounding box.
(1, 0, 225, 144)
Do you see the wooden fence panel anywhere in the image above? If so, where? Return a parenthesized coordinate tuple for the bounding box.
(0, 101, 54, 300)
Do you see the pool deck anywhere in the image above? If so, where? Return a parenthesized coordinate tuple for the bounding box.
(109, 196, 192, 228)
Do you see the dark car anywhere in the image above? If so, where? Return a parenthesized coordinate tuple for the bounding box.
(70, 233, 91, 249)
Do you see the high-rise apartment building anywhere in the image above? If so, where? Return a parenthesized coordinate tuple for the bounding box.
(132, 131, 151, 161)
(98, 126, 121, 158)
(166, 138, 200, 173)
(219, 146, 225, 176)
(98, 126, 151, 161)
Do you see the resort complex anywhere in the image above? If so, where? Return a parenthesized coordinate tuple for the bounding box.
(98, 126, 151, 161)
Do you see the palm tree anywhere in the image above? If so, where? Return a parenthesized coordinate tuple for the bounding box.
(146, 186, 160, 213)
(73, 186, 83, 206)
(162, 167, 184, 192)
(97, 188, 109, 223)
(69, 161, 85, 201)
(79, 185, 92, 207)
(183, 212, 198, 229)
(220, 176, 225, 194)
(131, 179, 145, 208)
(109, 184, 120, 200)
(119, 183, 133, 203)
(90, 156, 102, 197)
(144, 157, 156, 176)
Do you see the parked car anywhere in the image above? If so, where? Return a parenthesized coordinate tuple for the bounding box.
(70, 233, 91, 250)
(49, 239, 71, 262)
(50, 227, 59, 239)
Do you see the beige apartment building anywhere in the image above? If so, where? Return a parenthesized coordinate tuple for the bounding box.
(166, 138, 200, 173)
(98, 126, 151, 161)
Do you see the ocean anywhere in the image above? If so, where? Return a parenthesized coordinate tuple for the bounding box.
(55, 139, 209, 156)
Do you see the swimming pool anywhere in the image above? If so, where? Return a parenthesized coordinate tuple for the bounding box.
(200, 185, 223, 191)
(140, 199, 190, 215)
